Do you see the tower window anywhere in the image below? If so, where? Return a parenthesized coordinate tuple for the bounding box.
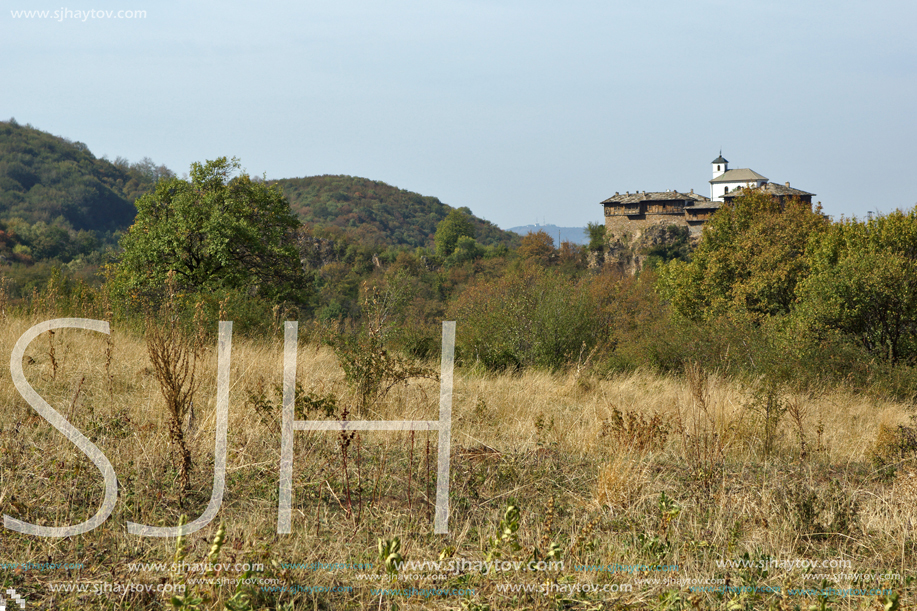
(717, 165, 720, 171)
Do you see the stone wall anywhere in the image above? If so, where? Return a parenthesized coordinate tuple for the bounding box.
(604, 211, 701, 240)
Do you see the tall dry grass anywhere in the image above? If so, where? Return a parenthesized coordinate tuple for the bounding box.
(0, 314, 912, 609)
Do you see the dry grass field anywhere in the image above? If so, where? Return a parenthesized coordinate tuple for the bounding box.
(0, 313, 913, 610)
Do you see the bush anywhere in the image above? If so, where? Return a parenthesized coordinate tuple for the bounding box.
(326, 279, 436, 411)
(445, 235, 483, 266)
(585, 222, 606, 251)
(448, 264, 607, 370)
(517, 231, 555, 265)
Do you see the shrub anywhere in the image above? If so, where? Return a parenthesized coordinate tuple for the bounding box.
(870, 423, 917, 479)
(517, 231, 555, 265)
(585, 222, 606, 251)
(448, 265, 606, 370)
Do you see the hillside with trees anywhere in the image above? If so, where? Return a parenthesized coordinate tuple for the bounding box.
(0, 119, 172, 266)
(0, 122, 520, 273)
(272, 175, 518, 250)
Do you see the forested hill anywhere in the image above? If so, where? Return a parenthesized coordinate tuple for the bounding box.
(0, 120, 169, 234)
(273, 175, 518, 249)
(0, 120, 515, 265)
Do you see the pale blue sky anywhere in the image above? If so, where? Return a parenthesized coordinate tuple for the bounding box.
(3, 0, 915, 228)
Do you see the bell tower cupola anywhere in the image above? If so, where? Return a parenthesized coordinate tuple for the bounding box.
(712, 151, 728, 180)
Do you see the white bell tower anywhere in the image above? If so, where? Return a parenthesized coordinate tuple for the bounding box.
(711, 152, 728, 199)
(712, 152, 728, 179)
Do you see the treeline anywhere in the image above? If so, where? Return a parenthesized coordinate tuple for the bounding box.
(654, 192, 917, 396)
(104, 159, 600, 343)
(1, 158, 606, 351)
(0, 122, 528, 296)
(5, 154, 917, 402)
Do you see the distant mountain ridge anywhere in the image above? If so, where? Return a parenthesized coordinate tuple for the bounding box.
(273, 175, 519, 250)
(508, 224, 588, 246)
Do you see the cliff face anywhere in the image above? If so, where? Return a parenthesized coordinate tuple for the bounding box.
(597, 221, 697, 275)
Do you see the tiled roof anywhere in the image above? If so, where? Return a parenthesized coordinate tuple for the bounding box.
(723, 182, 814, 199)
(600, 190, 711, 205)
(710, 168, 768, 184)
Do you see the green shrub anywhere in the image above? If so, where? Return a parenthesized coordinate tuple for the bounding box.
(448, 264, 606, 370)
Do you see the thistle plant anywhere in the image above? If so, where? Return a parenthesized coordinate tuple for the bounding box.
(146, 272, 208, 492)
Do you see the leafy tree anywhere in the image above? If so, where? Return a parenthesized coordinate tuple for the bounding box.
(585, 222, 606, 251)
(446, 235, 483, 266)
(557, 240, 586, 272)
(796, 209, 917, 363)
(113, 157, 307, 303)
(643, 225, 692, 269)
(657, 191, 829, 322)
(435, 209, 475, 257)
(518, 230, 556, 265)
(128, 156, 175, 183)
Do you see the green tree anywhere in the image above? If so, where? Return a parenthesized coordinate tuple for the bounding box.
(446, 235, 483, 266)
(113, 157, 306, 303)
(657, 191, 829, 322)
(643, 225, 692, 269)
(796, 209, 917, 363)
(434, 209, 475, 257)
(585, 222, 606, 251)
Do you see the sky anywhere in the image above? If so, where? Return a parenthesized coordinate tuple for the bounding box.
(2, 0, 915, 229)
